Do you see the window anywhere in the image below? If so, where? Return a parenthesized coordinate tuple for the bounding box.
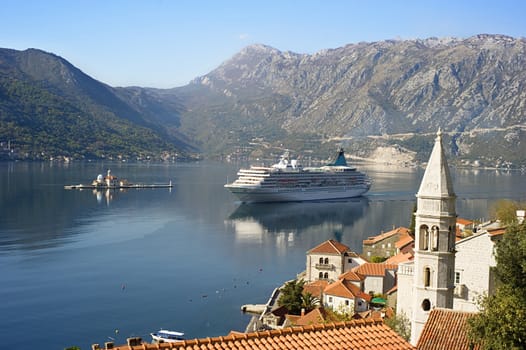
(328, 297, 333, 303)
(424, 267, 431, 287)
(324, 258, 329, 265)
(420, 225, 429, 250)
(431, 226, 439, 251)
(455, 271, 461, 284)
(387, 243, 391, 248)
(345, 300, 349, 306)
(319, 257, 324, 264)
(422, 299, 431, 311)
(319, 272, 323, 279)
(348, 258, 353, 263)
(324, 272, 329, 279)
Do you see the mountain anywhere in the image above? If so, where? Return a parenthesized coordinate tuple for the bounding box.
(166, 34, 526, 167)
(0, 48, 195, 161)
(1, 35, 525, 167)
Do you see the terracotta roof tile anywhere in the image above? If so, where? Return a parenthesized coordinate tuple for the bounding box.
(353, 263, 398, 277)
(303, 280, 328, 299)
(308, 239, 350, 254)
(395, 234, 414, 249)
(385, 252, 413, 265)
(110, 319, 414, 350)
(338, 270, 365, 281)
(324, 279, 371, 301)
(456, 218, 473, 225)
(488, 227, 506, 236)
(363, 227, 410, 245)
(416, 308, 480, 350)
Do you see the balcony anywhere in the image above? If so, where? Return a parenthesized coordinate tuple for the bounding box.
(315, 263, 334, 270)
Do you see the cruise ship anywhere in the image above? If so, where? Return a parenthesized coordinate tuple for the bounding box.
(224, 149, 371, 203)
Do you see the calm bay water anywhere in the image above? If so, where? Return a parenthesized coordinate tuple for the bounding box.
(0, 161, 524, 349)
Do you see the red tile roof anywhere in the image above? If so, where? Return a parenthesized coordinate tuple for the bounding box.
(308, 239, 350, 254)
(456, 218, 474, 226)
(488, 227, 506, 237)
(338, 270, 365, 281)
(416, 308, 480, 350)
(353, 263, 398, 277)
(286, 308, 339, 326)
(363, 227, 410, 245)
(395, 234, 414, 249)
(385, 252, 413, 265)
(110, 319, 414, 350)
(324, 279, 372, 302)
(303, 280, 329, 299)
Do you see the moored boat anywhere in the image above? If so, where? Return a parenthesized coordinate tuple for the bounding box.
(224, 149, 371, 203)
(150, 329, 185, 343)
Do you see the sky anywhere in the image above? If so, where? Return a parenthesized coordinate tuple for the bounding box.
(1, 0, 525, 88)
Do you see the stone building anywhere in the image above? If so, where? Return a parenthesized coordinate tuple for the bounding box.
(362, 227, 412, 259)
(396, 130, 457, 345)
(453, 227, 504, 311)
(305, 240, 366, 283)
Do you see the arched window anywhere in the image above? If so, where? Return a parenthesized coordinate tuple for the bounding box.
(424, 267, 431, 287)
(431, 226, 439, 251)
(324, 258, 329, 265)
(421, 299, 431, 311)
(319, 272, 324, 279)
(319, 257, 324, 264)
(324, 272, 329, 279)
(420, 225, 429, 250)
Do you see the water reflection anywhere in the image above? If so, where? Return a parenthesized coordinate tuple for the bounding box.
(227, 198, 369, 242)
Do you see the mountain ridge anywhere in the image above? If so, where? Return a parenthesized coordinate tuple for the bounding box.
(0, 47, 196, 160)
(1, 34, 525, 166)
(167, 34, 525, 166)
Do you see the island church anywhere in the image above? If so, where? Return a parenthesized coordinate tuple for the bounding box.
(397, 129, 457, 344)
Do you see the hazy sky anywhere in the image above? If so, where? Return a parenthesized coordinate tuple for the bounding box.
(2, 0, 525, 88)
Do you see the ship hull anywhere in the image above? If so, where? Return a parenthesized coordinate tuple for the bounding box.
(225, 184, 370, 203)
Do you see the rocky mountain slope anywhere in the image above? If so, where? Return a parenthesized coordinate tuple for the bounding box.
(1, 34, 525, 166)
(167, 34, 526, 167)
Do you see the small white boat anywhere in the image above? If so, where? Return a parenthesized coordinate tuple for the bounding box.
(150, 329, 185, 343)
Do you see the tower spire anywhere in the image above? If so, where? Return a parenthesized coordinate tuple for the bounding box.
(409, 128, 457, 344)
(417, 129, 455, 198)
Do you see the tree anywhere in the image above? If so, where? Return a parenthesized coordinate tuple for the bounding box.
(300, 292, 320, 312)
(490, 200, 522, 224)
(385, 313, 411, 341)
(278, 279, 306, 315)
(468, 222, 526, 349)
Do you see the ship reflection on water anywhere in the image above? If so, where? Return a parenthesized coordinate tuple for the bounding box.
(226, 198, 370, 249)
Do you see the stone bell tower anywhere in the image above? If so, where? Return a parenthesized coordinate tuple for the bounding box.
(410, 129, 457, 344)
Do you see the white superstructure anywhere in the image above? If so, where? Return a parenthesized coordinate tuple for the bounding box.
(225, 149, 371, 203)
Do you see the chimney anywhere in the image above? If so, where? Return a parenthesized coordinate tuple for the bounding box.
(91, 345, 100, 350)
(104, 342, 114, 350)
(301, 308, 305, 316)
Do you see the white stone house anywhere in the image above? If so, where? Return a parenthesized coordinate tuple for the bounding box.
(352, 263, 398, 295)
(323, 279, 371, 315)
(305, 240, 366, 283)
(453, 227, 504, 311)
